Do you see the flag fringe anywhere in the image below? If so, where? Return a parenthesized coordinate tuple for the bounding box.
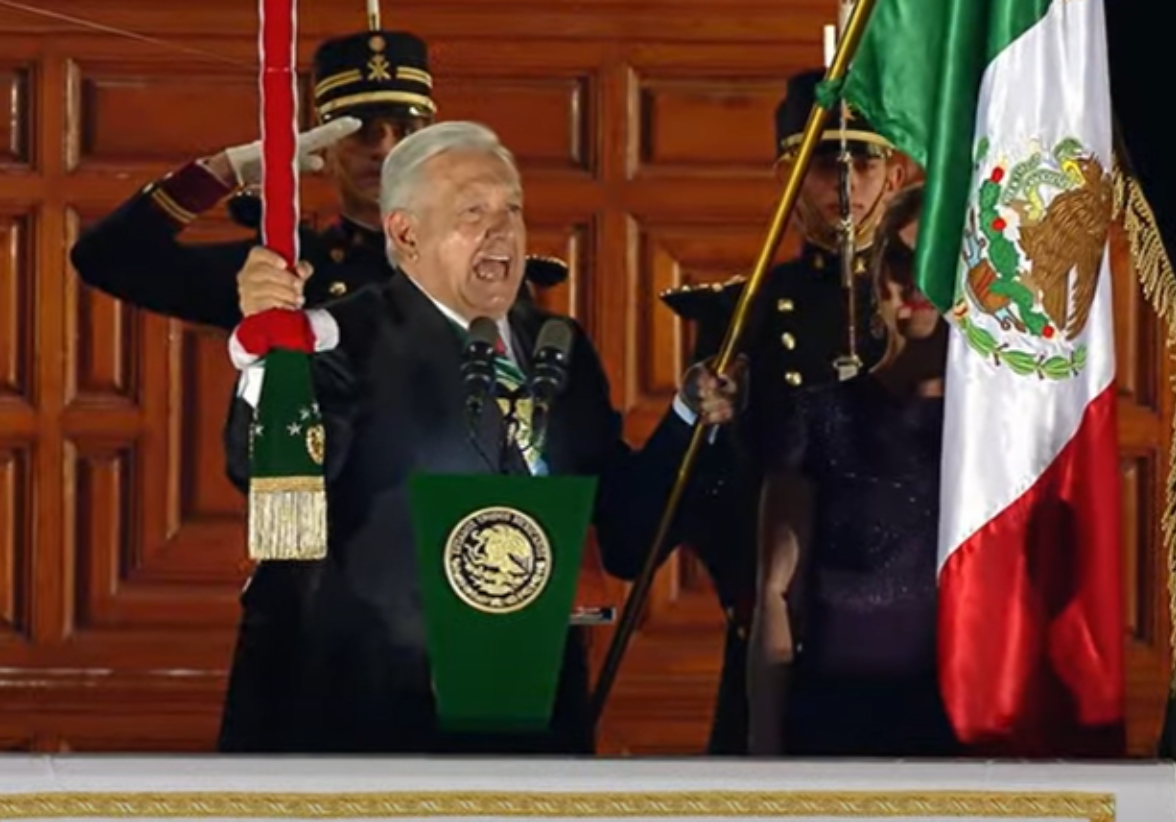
(248, 476, 328, 561)
(1113, 158, 1176, 695)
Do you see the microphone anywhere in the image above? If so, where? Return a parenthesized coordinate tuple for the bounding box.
(529, 319, 575, 447)
(462, 317, 499, 430)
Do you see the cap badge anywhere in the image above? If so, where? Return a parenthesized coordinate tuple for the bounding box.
(367, 53, 391, 81)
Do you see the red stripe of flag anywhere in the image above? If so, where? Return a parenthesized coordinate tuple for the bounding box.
(938, 382, 1125, 756)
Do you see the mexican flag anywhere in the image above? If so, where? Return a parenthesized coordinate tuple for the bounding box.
(845, 0, 1125, 754)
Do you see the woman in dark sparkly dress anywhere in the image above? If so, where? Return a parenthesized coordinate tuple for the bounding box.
(747, 183, 959, 757)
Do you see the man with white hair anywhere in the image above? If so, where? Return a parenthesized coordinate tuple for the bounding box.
(220, 121, 744, 753)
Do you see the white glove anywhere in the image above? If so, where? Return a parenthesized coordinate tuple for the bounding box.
(223, 116, 362, 187)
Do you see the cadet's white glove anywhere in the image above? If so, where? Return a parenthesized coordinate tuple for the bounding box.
(222, 116, 362, 187)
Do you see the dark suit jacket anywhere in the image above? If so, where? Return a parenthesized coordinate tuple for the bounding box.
(220, 273, 700, 753)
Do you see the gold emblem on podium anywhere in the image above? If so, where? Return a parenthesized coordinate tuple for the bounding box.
(444, 507, 551, 614)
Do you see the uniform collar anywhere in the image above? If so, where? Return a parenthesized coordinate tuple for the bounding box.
(330, 214, 384, 252)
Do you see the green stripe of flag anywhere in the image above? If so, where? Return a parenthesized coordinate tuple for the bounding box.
(843, 0, 1052, 313)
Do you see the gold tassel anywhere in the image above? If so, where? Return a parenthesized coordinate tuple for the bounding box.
(1113, 156, 1176, 694)
(248, 476, 328, 561)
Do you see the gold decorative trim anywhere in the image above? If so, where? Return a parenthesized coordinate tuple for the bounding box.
(250, 475, 326, 493)
(317, 90, 436, 116)
(315, 68, 432, 99)
(660, 273, 747, 299)
(1110, 154, 1176, 696)
(0, 790, 1115, 820)
(525, 254, 569, 267)
(149, 188, 196, 225)
(1113, 156, 1176, 695)
(248, 476, 327, 561)
(315, 70, 363, 98)
(395, 66, 433, 87)
(779, 128, 894, 155)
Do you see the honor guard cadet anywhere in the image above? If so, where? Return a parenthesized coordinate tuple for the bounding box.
(658, 67, 908, 754)
(69, 20, 567, 331)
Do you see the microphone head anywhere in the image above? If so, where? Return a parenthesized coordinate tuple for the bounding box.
(466, 316, 500, 353)
(462, 317, 499, 425)
(532, 319, 574, 400)
(535, 318, 574, 360)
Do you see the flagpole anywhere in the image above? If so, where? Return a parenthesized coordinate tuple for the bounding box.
(587, 0, 883, 731)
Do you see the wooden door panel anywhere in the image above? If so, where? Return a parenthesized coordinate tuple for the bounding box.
(0, 445, 30, 642)
(1110, 223, 1174, 752)
(524, 222, 594, 322)
(67, 61, 283, 169)
(433, 74, 593, 173)
(633, 75, 787, 175)
(0, 63, 30, 167)
(0, 210, 33, 405)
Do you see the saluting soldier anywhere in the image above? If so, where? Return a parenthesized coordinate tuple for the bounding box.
(659, 67, 908, 754)
(69, 23, 567, 329)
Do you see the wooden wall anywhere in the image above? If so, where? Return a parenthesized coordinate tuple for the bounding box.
(0, 0, 1170, 755)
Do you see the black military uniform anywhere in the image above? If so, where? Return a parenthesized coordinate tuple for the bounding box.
(68, 29, 566, 332)
(659, 68, 895, 754)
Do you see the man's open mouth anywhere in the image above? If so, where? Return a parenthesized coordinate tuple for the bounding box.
(474, 254, 511, 281)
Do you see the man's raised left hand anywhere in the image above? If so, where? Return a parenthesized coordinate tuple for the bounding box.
(680, 355, 748, 426)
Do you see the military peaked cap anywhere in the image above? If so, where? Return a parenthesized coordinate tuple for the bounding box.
(775, 67, 892, 163)
(312, 30, 435, 122)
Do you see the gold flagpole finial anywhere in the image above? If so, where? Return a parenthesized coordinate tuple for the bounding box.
(367, 0, 381, 30)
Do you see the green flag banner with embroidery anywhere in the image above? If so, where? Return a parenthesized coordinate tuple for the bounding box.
(248, 349, 327, 560)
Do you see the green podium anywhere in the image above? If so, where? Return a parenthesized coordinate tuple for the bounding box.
(408, 473, 597, 734)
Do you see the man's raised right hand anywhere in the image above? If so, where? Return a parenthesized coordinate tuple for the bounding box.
(202, 116, 362, 189)
(237, 246, 313, 317)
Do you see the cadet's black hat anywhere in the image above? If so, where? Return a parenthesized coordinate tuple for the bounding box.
(775, 68, 892, 163)
(312, 30, 436, 123)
